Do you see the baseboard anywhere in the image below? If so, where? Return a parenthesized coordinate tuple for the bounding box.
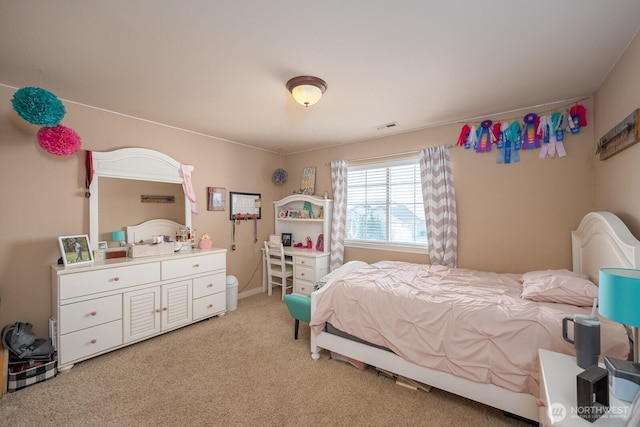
(238, 287, 263, 300)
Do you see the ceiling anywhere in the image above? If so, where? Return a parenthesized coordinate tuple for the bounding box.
(2, 1, 640, 155)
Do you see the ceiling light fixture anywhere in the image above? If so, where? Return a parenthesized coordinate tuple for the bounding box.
(286, 76, 327, 107)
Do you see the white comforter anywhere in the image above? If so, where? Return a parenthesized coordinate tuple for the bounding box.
(310, 261, 630, 395)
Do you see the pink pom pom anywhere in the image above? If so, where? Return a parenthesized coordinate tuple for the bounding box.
(37, 125, 82, 156)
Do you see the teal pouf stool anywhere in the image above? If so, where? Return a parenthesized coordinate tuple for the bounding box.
(283, 294, 311, 340)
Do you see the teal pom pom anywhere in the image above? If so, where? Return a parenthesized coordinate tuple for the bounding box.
(12, 87, 66, 126)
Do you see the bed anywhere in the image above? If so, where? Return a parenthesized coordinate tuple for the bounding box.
(309, 211, 638, 422)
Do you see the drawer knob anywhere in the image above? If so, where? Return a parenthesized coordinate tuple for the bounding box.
(300, 260, 306, 264)
(163, 307, 168, 311)
(207, 304, 213, 309)
(90, 339, 97, 344)
(207, 283, 213, 288)
(155, 308, 162, 313)
(301, 273, 305, 277)
(90, 311, 97, 316)
(193, 263, 200, 268)
(113, 276, 120, 282)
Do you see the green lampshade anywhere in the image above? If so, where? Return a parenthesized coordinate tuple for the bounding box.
(599, 268, 640, 327)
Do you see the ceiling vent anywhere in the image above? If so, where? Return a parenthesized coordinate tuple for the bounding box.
(375, 122, 398, 131)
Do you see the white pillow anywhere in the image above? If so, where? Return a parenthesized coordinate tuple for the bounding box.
(520, 269, 598, 307)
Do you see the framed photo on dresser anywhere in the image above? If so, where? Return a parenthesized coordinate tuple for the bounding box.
(58, 235, 94, 267)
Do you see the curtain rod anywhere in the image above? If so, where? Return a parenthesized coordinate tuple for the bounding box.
(324, 145, 457, 165)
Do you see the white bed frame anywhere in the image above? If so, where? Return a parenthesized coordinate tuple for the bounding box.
(310, 211, 640, 423)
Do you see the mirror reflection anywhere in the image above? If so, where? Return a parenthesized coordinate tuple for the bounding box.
(98, 178, 185, 245)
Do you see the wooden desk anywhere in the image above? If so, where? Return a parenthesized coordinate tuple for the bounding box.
(262, 247, 330, 295)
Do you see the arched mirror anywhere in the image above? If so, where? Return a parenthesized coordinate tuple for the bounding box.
(88, 148, 194, 249)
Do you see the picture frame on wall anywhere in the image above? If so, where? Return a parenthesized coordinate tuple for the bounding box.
(58, 235, 94, 267)
(301, 166, 316, 195)
(207, 187, 226, 211)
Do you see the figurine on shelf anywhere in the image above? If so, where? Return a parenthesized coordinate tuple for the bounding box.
(306, 236, 312, 249)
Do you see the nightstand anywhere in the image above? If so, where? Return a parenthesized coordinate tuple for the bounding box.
(538, 349, 632, 426)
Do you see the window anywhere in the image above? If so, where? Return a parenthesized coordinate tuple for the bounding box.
(346, 158, 427, 251)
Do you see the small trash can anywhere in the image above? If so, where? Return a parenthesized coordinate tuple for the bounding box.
(226, 275, 239, 311)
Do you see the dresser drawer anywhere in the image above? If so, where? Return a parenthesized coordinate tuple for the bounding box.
(59, 295, 122, 334)
(193, 273, 225, 299)
(193, 293, 226, 320)
(162, 253, 225, 280)
(294, 280, 314, 296)
(295, 265, 314, 282)
(295, 256, 316, 268)
(59, 263, 160, 300)
(58, 320, 123, 365)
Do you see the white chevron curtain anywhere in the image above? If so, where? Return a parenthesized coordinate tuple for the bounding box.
(329, 160, 348, 270)
(419, 146, 458, 267)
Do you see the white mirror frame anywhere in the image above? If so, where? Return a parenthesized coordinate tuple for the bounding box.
(89, 148, 194, 250)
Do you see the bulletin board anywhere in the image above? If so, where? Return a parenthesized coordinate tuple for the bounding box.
(229, 192, 261, 220)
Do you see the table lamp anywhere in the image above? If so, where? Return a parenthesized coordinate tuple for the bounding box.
(112, 230, 126, 247)
(599, 268, 640, 363)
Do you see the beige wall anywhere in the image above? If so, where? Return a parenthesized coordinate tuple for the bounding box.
(0, 85, 286, 336)
(593, 34, 640, 234)
(285, 108, 595, 273)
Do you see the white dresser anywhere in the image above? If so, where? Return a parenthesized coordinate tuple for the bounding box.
(51, 248, 226, 371)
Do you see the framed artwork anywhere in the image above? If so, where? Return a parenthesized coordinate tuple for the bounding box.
(58, 235, 94, 267)
(597, 109, 640, 160)
(229, 192, 261, 220)
(301, 167, 316, 195)
(207, 187, 226, 211)
(97, 241, 108, 250)
(281, 233, 292, 247)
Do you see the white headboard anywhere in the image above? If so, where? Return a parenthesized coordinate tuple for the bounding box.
(571, 211, 640, 284)
(126, 219, 183, 244)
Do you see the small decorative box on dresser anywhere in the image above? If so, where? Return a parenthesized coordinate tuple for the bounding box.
(51, 248, 226, 372)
